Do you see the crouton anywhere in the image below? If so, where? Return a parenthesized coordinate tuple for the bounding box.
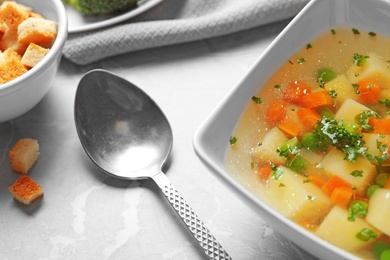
(21, 42, 49, 68)
(9, 138, 39, 174)
(0, 1, 29, 30)
(18, 17, 57, 47)
(9, 175, 43, 205)
(0, 48, 27, 83)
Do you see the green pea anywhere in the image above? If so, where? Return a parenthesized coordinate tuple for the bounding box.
(317, 68, 337, 84)
(366, 184, 381, 198)
(381, 249, 390, 260)
(318, 107, 334, 119)
(302, 132, 318, 151)
(375, 173, 390, 187)
(287, 156, 307, 174)
(374, 241, 390, 259)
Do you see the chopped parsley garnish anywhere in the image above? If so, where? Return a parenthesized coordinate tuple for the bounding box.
(270, 162, 283, 180)
(369, 32, 377, 37)
(356, 228, 377, 242)
(348, 200, 368, 221)
(306, 43, 312, 49)
(251, 96, 263, 104)
(379, 98, 390, 108)
(297, 58, 306, 64)
(350, 170, 363, 177)
(320, 118, 364, 154)
(365, 141, 390, 165)
(352, 83, 360, 94)
(353, 53, 369, 66)
(328, 90, 337, 98)
(310, 117, 366, 162)
(331, 29, 336, 35)
(274, 84, 282, 89)
(229, 136, 238, 145)
(277, 138, 300, 158)
(352, 28, 360, 35)
(355, 110, 380, 132)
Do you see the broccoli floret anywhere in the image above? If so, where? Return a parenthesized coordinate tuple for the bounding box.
(64, 0, 138, 16)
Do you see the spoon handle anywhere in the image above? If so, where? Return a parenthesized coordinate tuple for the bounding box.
(153, 172, 232, 260)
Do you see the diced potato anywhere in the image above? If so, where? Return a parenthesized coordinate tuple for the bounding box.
(324, 74, 357, 104)
(299, 147, 322, 165)
(265, 166, 332, 222)
(334, 98, 371, 122)
(299, 148, 332, 183)
(366, 189, 390, 236)
(362, 133, 390, 157)
(321, 148, 376, 196)
(315, 205, 381, 252)
(346, 52, 390, 93)
(251, 127, 288, 165)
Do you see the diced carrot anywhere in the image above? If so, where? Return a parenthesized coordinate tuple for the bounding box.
(354, 195, 369, 204)
(297, 108, 322, 131)
(307, 175, 326, 188)
(265, 99, 288, 124)
(358, 79, 381, 104)
(301, 91, 333, 109)
(278, 119, 303, 137)
(322, 175, 351, 196)
(283, 81, 311, 106)
(384, 176, 390, 190)
(330, 185, 354, 208)
(257, 164, 273, 179)
(368, 118, 390, 134)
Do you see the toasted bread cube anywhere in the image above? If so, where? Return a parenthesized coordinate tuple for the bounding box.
(315, 206, 381, 252)
(9, 175, 43, 205)
(0, 22, 6, 41)
(9, 138, 39, 174)
(321, 148, 376, 196)
(18, 17, 57, 46)
(0, 1, 29, 30)
(265, 166, 332, 222)
(0, 26, 29, 54)
(0, 48, 27, 83)
(14, 2, 32, 13)
(21, 42, 49, 68)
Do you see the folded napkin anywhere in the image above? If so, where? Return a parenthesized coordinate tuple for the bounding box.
(63, 0, 310, 65)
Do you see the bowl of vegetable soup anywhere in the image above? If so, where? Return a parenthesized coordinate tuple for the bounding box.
(193, 0, 390, 259)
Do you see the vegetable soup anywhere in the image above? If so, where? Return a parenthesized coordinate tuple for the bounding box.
(226, 27, 390, 259)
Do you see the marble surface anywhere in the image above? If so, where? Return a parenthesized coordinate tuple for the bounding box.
(0, 20, 319, 260)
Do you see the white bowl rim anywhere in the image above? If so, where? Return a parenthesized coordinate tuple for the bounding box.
(0, 0, 68, 94)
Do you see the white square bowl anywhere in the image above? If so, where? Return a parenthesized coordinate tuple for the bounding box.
(193, 0, 390, 259)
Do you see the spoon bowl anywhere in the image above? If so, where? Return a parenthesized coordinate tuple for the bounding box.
(74, 69, 231, 259)
(75, 69, 171, 180)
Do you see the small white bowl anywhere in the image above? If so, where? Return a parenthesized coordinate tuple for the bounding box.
(0, 0, 68, 122)
(193, 0, 390, 259)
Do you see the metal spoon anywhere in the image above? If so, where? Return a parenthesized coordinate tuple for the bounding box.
(74, 69, 231, 259)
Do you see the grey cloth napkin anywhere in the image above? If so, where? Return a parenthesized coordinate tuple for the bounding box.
(63, 0, 310, 65)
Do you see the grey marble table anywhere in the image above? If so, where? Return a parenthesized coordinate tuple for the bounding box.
(0, 19, 319, 260)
